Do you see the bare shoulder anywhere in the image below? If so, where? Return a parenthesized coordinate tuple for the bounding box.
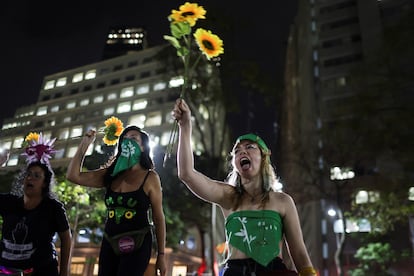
(269, 190, 293, 202)
(268, 191, 296, 217)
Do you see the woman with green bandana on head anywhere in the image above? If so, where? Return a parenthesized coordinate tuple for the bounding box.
(66, 125, 166, 276)
(172, 99, 316, 276)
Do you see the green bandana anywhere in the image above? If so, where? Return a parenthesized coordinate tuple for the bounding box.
(225, 210, 283, 266)
(111, 139, 141, 176)
(234, 133, 270, 154)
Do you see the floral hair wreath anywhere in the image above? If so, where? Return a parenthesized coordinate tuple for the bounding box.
(102, 116, 124, 146)
(21, 132, 57, 168)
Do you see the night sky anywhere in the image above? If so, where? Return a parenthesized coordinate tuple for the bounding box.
(1, 0, 298, 144)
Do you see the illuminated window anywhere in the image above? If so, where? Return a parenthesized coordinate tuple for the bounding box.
(66, 101, 76, 109)
(54, 148, 64, 159)
(72, 73, 83, 83)
(337, 77, 346, 86)
(409, 187, 414, 201)
(355, 190, 368, 204)
(13, 137, 24, 148)
(145, 111, 162, 126)
(56, 77, 67, 87)
(330, 166, 355, 180)
(70, 126, 83, 138)
(44, 80, 55, 90)
(42, 132, 52, 140)
(50, 105, 59, 112)
(107, 93, 117, 100)
(132, 99, 147, 110)
(63, 116, 71, 123)
(103, 107, 115, 116)
(1, 140, 12, 150)
(161, 131, 172, 146)
(355, 190, 379, 204)
(153, 81, 166, 91)
(67, 146, 79, 158)
(85, 70, 96, 80)
(136, 84, 149, 95)
(165, 112, 174, 124)
(80, 98, 90, 106)
(128, 114, 146, 128)
(169, 76, 184, 88)
(120, 86, 134, 98)
(7, 154, 19, 166)
(93, 95, 104, 103)
(117, 102, 131, 113)
(36, 106, 48, 116)
(59, 128, 70, 140)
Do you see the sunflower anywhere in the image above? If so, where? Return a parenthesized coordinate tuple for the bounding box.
(194, 28, 224, 60)
(169, 2, 206, 27)
(25, 132, 40, 143)
(22, 132, 40, 148)
(103, 116, 124, 146)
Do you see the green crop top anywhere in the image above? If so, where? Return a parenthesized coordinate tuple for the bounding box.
(225, 210, 283, 266)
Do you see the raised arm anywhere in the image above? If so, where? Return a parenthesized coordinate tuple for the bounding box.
(66, 129, 106, 188)
(172, 99, 230, 207)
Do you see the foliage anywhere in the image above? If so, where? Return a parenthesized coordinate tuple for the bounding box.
(347, 192, 414, 236)
(54, 167, 106, 243)
(349, 242, 411, 276)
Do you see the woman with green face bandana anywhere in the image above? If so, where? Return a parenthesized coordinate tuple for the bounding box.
(66, 126, 166, 276)
(173, 99, 316, 276)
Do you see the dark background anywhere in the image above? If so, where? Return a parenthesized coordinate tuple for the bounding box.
(1, 0, 298, 141)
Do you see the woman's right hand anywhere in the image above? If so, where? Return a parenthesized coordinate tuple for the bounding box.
(82, 129, 96, 145)
(172, 98, 191, 126)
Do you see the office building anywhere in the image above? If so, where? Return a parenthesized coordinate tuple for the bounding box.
(280, 0, 414, 274)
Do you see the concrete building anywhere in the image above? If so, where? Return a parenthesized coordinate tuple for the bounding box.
(280, 0, 414, 275)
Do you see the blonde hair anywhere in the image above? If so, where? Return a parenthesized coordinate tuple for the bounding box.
(226, 146, 279, 210)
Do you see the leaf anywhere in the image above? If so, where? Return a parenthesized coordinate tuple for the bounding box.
(171, 22, 191, 38)
(163, 35, 181, 49)
(177, 47, 189, 57)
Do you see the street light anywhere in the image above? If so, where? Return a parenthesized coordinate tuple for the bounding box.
(329, 166, 355, 276)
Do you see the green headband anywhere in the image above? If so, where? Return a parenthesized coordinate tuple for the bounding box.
(233, 133, 270, 154)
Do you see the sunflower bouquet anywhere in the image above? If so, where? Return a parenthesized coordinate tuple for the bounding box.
(163, 2, 224, 161)
(102, 116, 124, 146)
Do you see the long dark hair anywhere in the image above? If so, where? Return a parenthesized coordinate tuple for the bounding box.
(104, 125, 154, 186)
(11, 161, 56, 198)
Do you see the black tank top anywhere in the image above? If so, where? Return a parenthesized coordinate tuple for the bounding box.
(104, 170, 151, 236)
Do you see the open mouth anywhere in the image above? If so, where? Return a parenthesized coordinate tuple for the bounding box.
(240, 157, 251, 170)
(25, 183, 34, 188)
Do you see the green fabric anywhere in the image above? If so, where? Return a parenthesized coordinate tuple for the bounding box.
(234, 133, 270, 154)
(111, 138, 141, 176)
(225, 210, 283, 266)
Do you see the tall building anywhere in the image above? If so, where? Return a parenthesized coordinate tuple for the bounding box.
(280, 0, 414, 275)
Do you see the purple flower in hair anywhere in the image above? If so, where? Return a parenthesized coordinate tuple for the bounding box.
(21, 132, 57, 166)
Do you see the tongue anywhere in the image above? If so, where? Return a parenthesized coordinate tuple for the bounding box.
(241, 160, 250, 171)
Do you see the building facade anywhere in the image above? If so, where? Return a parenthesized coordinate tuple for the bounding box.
(280, 0, 414, 275)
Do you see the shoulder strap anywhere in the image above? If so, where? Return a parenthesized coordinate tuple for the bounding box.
(140, 170, 151, 187)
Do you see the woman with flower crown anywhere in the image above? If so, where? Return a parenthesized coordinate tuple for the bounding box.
(0, 133, 71, 276)
(172, 99, 317, 276)
(66, 118, 166, 276)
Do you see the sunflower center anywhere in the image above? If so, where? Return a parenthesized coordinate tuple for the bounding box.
(182, 11, 195, 17)
(202, 39, 214, 50)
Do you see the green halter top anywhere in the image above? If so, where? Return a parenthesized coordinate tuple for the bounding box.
(225, 210, 283, 266)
